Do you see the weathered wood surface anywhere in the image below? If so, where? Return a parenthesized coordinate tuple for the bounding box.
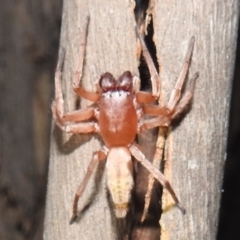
(44, 0, 239, 240)
(152, 1, 239, 239)
(44, 1, 138, 239)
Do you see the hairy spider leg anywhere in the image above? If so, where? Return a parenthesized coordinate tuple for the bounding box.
(140, 72, 198, 221)
(51, 16, 101, 133)
(140, 128, 168, 222)
(70, 149, 107, 224)
(51, 50, 98, 133)
(72, 16, 100, 102)
(129, 143, 186, 214)
(167, 36, 196, 110)
(138, 37, 199, 222)
(73, 16, 89, 89)
(140, 72, 199, 131)
(136, 27, 160, 98)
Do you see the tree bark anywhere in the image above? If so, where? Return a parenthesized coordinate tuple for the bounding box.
(44, 1, 138, 239)
(44, 0, 239, 240)
(152, 1, 239, 239)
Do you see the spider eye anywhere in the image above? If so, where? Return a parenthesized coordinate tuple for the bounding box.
(99, 72, 116, 92)
(117, 71, 133, 92)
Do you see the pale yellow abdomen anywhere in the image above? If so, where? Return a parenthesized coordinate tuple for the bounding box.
(106, 147, 134, 218)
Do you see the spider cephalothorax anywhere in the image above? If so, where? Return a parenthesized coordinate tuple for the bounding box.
(98, 72, 138, 148)
(52, 18, 199, 223)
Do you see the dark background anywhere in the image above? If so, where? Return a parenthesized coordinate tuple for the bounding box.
(0, 1, 239, 239)
(217, 13, 240, 240)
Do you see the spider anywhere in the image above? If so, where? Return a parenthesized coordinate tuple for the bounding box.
(51, 17, 199, 223)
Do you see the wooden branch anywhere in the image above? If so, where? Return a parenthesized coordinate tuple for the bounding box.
(44, 0, 239, 239)
(151, 1, 239, 239)
(43, 1, 138, 239)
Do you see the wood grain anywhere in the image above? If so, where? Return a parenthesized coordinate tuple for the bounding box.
(152, 1, 239, 239)
(44, 0, 239, 239)
(44, 1, 138, 239)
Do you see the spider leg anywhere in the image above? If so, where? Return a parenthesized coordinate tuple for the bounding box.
(136, 27, 160, 98)
(70, 149, 108, 224)
(62, 108, 95, 122)
(141, 175, 155, 222)
(167, 37, 195, 110)
(137, 37, 198, 221)
(139, 72, 198, 220)
(52, 49, 66, 119)
(139, 71, 199, 131)
(132, 75, 141, 93)
(136, 91, 156, 103)
(73, 16, 89, 89)
(52, 103, 97, 134)
(74, 87, 100, 102)
(139, 73, 198, 221)
(142, 105, 170, 116)
(140, 128, 168, 222)
(139, 115, 170, 131)
(71, 16, 100, 102)
(52, 98, 95, 123)
(129, 143, 185, 214)
(51, 51, 97, 132)
(54, 119, 97, 134)
(171, 72, 199, 119)
(52, 16, 101, 132)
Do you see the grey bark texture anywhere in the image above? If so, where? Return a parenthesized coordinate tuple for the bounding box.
(44, 1, 137, 239)
(44, 0, 239, 240)
(153, 1, 239, 239)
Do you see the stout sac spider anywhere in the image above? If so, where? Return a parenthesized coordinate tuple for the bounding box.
(51, 18, 199, 223)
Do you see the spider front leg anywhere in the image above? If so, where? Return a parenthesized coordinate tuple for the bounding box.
(139, 71, 198, 221)
(51, 50, 98, 134)
(167, 36, 196, 110)
(138, 35, 199, 221)
(52, 18, 101, 134)
(136, 27, 161, 98)
(140, 72, 199, 130)
(71, 16, 100, 103)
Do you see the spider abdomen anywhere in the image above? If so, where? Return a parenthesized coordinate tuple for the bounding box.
(106, 147, 134, 218)
(99, 91, 138, 147)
